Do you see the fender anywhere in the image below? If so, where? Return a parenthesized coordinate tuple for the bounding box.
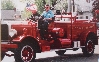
(12, 35, 41, 53)
(12, 35, 37, 43)
(79, 30, 92, 46)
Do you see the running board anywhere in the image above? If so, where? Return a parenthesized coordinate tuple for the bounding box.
(50, 46, 85, 52)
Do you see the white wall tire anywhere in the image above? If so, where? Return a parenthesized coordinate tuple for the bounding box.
(14, 41, 36, 62)
(82, 39, 94, 57)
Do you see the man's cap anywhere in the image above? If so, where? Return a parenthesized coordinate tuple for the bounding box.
(45, 4, 50, 7)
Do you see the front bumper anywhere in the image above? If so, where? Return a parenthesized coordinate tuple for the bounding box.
(1, 44, 18, 52)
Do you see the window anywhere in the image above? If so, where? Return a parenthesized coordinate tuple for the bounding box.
(86, 16, 88, 19)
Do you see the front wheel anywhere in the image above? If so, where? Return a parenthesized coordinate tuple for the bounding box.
(82, 39, 94, 57)
(14, 41, 36, 62)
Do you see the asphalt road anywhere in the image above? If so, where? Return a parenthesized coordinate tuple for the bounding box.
(35, 45, 99, 62)
(1, 42, 99, 62)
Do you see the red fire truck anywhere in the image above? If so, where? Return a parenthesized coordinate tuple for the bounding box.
(1, 10, 99, 62)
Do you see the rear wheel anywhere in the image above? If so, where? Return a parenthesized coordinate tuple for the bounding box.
(14, 40, 36, 62)
(55, 50, 66, 56)
(82, 38, 94, 57)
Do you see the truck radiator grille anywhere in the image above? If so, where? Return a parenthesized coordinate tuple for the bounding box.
(1, 24, 9, 41)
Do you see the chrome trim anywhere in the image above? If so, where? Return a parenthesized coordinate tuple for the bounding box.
(1, 40, 10, 42)
(1, 42, 8, 44)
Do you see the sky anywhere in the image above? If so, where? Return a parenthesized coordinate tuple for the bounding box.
(12, 0, 27, 11)
(12, 0, 35, 11)
(0, 0, 1, 19)
(1, 0, 26, 11)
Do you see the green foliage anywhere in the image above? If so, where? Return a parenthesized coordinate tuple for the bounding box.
(1, 0, 15, 10)
(35, 0, 58, 14)
(21, 8, 32, 19)
(35, 0, 68, 14)
(35, 0, 45, 14)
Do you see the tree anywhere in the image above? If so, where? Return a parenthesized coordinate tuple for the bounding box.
(35, 0, 59, 14)
(35, 0, 68, 13)
(21, 8, 32, 19)
(1, 0, 15, 10)
(35, 0, 46, 14)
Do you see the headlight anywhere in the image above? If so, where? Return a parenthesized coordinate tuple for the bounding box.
(9, 29, 17, 37)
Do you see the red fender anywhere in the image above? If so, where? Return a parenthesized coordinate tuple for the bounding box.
(79, 31, 91, 46)
(12, 35, 36, 43)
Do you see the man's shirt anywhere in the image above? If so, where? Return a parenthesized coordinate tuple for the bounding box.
(41, 10, 54, 19)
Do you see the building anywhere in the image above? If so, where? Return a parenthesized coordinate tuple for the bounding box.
(72, 0, 95, 19)
(54, 0, 95, 19)
(1, 10, 21, 21)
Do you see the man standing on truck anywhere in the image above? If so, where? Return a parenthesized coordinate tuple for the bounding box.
(29, 4, 40, 22)
(38, 4, 54, 40)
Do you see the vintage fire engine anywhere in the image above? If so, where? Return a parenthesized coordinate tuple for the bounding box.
(1, 10, 99, 62)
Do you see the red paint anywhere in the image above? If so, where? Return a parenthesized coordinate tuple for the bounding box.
(1, 11, 98, 53)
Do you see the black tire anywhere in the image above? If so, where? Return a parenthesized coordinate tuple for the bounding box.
(82, 37, 95, 57)
(14, 40, 36, 62)
(55, 50, 66, 56)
